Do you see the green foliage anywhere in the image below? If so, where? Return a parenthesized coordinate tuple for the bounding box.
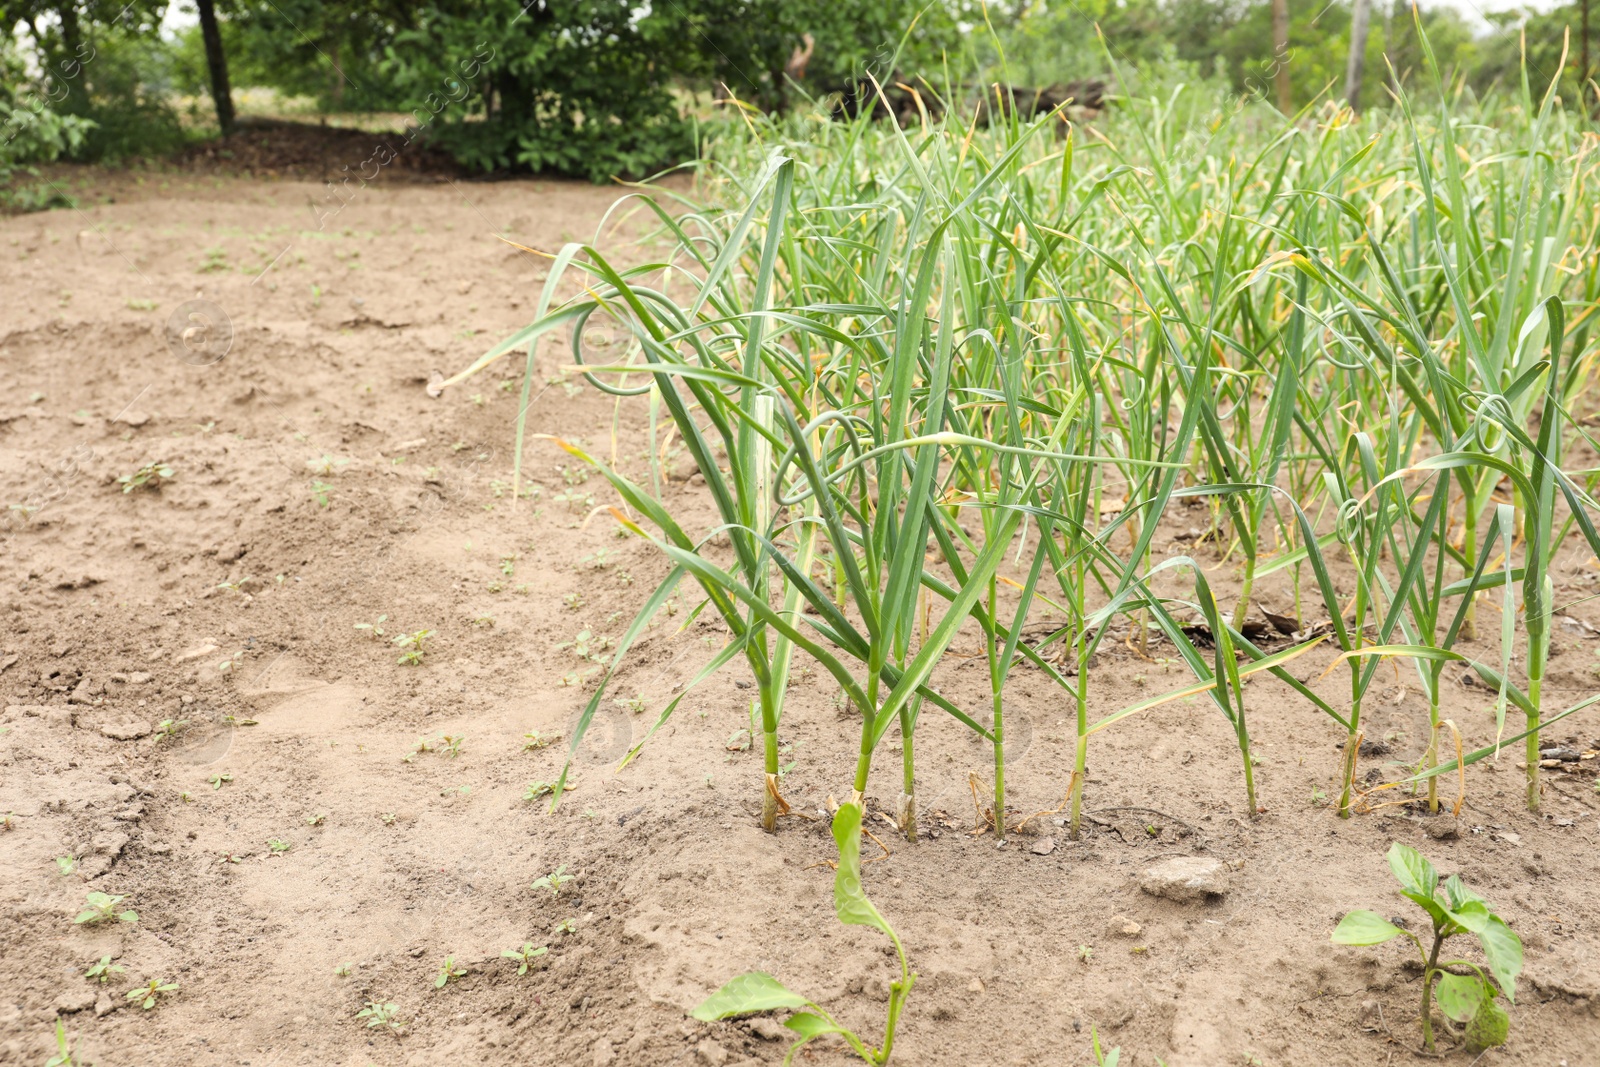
(173, 1, 406, 113)
(522, 779, 572, 802)
(445, 18, 1595, 1054)
(691, 972, 809, 1020)
(972, 0, 1479, 112)
(83, 955, 125, 983)
(501, 942, 548, 975)
(381, 0, 692, 181)
(531, 864, 573, 897)
(0, 38, 93, 211)
(691, 805, 914, 1063)
(1332, 843, 1522, 1051)
(433, 956, 467, 988)
(392, 629, 434, 666)
(55, 24, 187, 160)
(45, 1019, 76, 1067)
(74, 891, 136, 925)
(125, 977, 178, 1010)
(118, 461, 174, 493)
(356, 1000, 401, 1032)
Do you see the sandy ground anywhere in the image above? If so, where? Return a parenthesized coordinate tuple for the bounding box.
(2, 166, 1600, 1067)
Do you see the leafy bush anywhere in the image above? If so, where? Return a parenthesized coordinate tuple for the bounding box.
(172, 2, 409, 114)
(382, 0, 701, 182)
(0, 40, 94, 211)
(56, 26, 188, 161)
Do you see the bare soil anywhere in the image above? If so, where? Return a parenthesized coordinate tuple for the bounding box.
(2, 168, 1599, 1067)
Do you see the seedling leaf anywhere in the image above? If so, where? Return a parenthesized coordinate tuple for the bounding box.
(1434, 973, 1490, 1023)
(783, 1011, 843, 1039)
(1330, 910, 1404, 946)
(1386, 842, 1437, 898)
(831, 803, 892, 941)
(690, 972, 809, 1020)
(1449, 903, 1523, 999)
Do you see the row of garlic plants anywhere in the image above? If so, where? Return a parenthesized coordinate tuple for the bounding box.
(444, 33, 1600, 1061)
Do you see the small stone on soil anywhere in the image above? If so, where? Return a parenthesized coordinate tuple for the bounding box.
(1139, 856, 1228, 903)
(748, 1017, 787, 1041)
(100, 721, 151, 740)
(695, 1038, 729, 1066)
(1031, 836, 1056, 855)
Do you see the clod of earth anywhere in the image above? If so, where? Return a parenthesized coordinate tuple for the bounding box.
(1108, 915, 1141, 938)
(100, 721, 151, 740)
(1139, 857, 1229, 903)
(1422, 817, 1460, 840)
(53, 990, 95, 1014)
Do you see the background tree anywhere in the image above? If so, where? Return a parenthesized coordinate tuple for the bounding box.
(1346, 0, 1371, 109)
(193, 0, 234, 133)
(2, 0, 186, 159)
(1272, 0, 1290, 111)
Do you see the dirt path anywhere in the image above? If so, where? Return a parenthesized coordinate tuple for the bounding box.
(2, 170, 1598, 1067)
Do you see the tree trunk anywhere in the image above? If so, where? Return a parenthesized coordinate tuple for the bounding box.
(1346, 0, 1373, 112)
(330, 40, 345, 110)
(52, 4, 87, 109)
(195, 0, 236, 136)
(1271, 0, 1291, 114)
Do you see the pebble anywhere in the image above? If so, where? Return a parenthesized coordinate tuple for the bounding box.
(1139, 856, 1228, 903)
(967, 977, 985, 993)
(695, 1038, 729, 1066)
(1030, 836, 1056, 856)
(1108, 914, 1141, 937)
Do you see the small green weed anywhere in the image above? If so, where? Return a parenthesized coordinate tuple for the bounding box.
(532, 864, 573, 897)
(118, 461, 174, 493)
(356, 1000, 402, 1032)
(502, 942, 548, 975)
(74, 892, 137, 925)
(84, 956, 125, 983)
(434, 957, 468, 988)
(126, 978, 178, 1010)
(392, 629, 434, 666)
